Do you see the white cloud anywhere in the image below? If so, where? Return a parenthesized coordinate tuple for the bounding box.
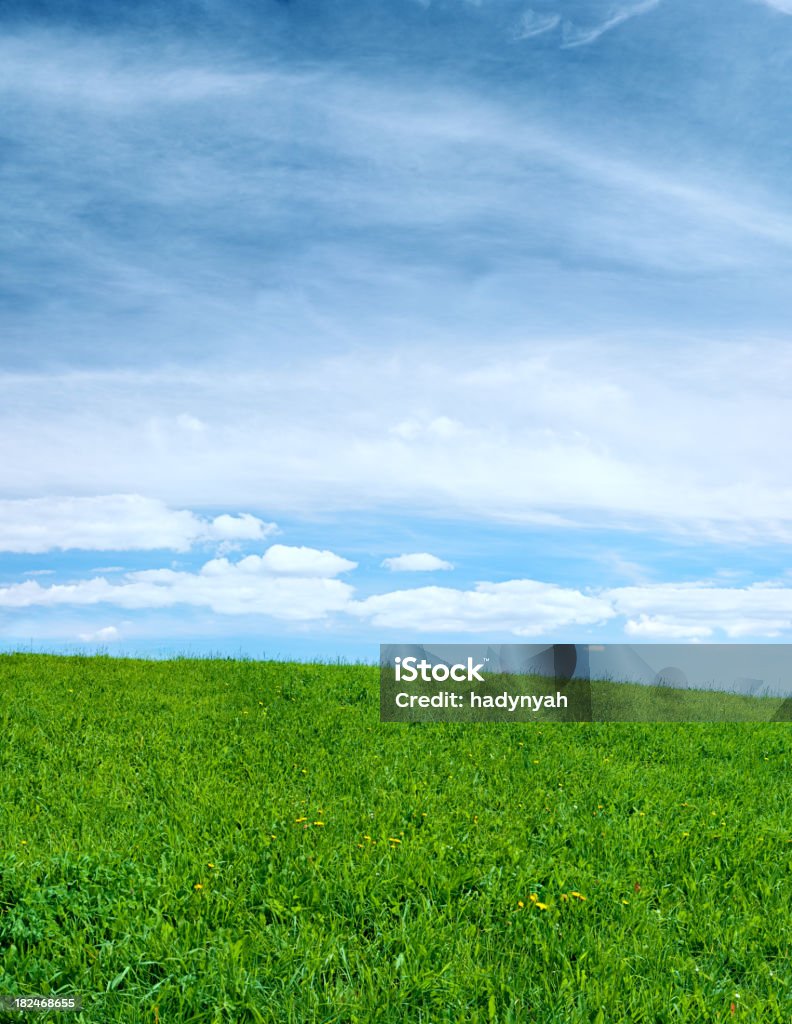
(204, 513, 273, 542)
(0, 553, 354, 622)
(202, 545, 357, 578)
(78, 625, 120, 643)
(5, 556, 792, 640)
(0, 495, 276, 553)
(4, 338, 792, 545)
(382, 553, 454, 572)
(608, 582, 792, 639)
(623, 615, 712, 640)
(355, 579, 615, 634)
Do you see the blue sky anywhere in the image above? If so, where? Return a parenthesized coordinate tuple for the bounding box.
(3, 0, 792, 658)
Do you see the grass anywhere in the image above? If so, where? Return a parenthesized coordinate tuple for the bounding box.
(0, 653, 790, 1023)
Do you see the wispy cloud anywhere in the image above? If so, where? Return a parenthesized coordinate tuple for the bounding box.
(755, 0, 792, 14)
(561, 0, 662, 47)
(4, 25, 792, 385)
(514, 10, 561, 40)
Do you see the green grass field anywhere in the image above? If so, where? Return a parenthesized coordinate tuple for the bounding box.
(1, 654, 790, 1023)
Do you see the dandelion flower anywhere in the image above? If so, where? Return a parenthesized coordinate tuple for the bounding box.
(194, 883, 203, 890)
(313, 821, 325, 826)
(295, 817, 307, 823)
(570, 891, 586, 902)
(517, 900, 524, 908)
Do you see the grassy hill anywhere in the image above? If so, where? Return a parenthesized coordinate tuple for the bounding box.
(1, 654, 790, 1023)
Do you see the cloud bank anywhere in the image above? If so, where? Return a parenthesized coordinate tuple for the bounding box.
(2, 551, 792, 639)
(4, 338, 792, 545)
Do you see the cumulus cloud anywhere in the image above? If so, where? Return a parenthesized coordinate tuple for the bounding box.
(355, 580, 615, 634)
(202, 545, 357, 578)
(0, 551, 355, 621)
(382, 553, 454, 572)
(204, 513, 274, 542)
(0, 495, 276, 553)
(4, 558, 792, 639)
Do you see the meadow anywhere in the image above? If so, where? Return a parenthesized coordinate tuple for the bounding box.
(0, 653, 790, 1023)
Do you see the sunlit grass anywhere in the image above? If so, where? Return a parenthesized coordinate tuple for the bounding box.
(1, 654, 790, 1022)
